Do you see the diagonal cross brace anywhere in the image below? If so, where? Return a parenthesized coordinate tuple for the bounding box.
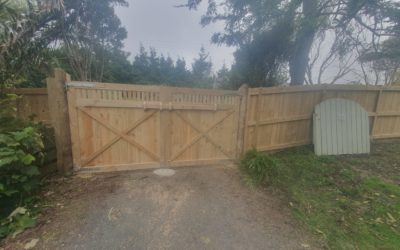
(171, 110, 235, 161)
(78, 107, 160, 166)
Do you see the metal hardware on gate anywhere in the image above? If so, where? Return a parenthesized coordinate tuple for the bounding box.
(66, 82, 96, 89)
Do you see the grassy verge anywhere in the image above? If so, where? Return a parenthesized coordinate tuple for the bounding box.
(240, 146, 400, 249)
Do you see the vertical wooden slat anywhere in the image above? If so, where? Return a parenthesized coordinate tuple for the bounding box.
(159, 87, 172, 167)
(371, 89, 383, 137)
(46, 69, 73, 174)
(252, 89, 261, 148)
(237, 85, 248, 157)
(67, 88, 82, 170)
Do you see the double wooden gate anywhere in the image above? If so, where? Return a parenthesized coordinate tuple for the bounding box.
(67, 82, 243, 172)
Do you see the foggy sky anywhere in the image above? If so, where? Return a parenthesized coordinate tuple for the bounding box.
(115, 0, 235, 72)
(115, 1, 383, 84)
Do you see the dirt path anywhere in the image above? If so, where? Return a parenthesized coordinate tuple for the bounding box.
(2, 166, 315, 250)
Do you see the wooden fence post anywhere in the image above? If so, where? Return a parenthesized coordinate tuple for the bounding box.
(237, 84, 249, 157)
(46, 68, 73, 174)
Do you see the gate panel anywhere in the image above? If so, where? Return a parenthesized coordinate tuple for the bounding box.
(168, 109, 237, 166)
(67, 82, 243, 172)
(67, 84, 162, 172)
(77, 106, 160, 167)
(167, 90, 241, 167)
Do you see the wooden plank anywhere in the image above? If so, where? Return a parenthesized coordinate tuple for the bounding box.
(170, 110, 235, 161)
(77, 159, 233, 173)
(374, 111, 400, 117)
(251, 89, 261, 148)
(247, 114, 311, 126)
(46, 69, 73, 174)
(67, 88, 82, 170)
(236, 85, 248, 157)
(257, 140, 312, 152)
(248, 84, 400, 96)
(3, 88, 48, 95)
(76, 99, 233, 111)
(77, 162, 162, 173)
(175, 111, 233, 159)
(78, 107, 160, 161)
(168, 159, 234, 168)
(68, 81, 240, 96)
(371, 89, 382, 136)
(80, 110, 157, 167)
(372, 133, 400, 139)
(159, 87, 172, 167)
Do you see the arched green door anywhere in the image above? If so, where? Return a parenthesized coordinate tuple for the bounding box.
(313, 98, 370, 156)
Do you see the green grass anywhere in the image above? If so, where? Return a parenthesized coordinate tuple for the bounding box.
(240, 147, 400, 249)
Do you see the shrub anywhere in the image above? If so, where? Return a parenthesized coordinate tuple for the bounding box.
(0, 94, 45, 238)
(0, 126, 44, 237)
(240, 149, 279, 185)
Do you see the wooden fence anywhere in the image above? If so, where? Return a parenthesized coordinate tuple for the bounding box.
(244, 85, 400, 152)
(5, 88, 50, 124)
(6, 73, 400, 172)
(3, 88, 56, 170)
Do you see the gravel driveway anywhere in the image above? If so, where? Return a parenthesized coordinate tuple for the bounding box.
(2, 166, 315, 250)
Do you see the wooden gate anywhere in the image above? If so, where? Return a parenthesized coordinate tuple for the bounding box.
(67, 82, 243, 172)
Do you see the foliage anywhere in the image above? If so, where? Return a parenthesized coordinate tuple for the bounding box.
(0, 126, 44, 238)
(59, 0, 128, 82)
(51, 46, 136, 84)
(1, 0, 222, 88)
(131, 46, 184, 85)
(184, 0, 400, 86)
(0, 0, 129, 86)
(229, 29, 290, 88)
(239, 149, 279, 185)
(359, 37, 400, 84)
(0, 0, 66, 87)
(0, 94, 45, 238)
(130, 46, 214, 88)
(0, 94, 27, 133)
(240, 147, 400, 249)
(191, 46, 213, 87)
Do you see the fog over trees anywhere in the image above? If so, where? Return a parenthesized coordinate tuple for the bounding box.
(184, 0, 400, 86)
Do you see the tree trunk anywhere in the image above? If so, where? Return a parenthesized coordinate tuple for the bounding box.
(289, 0, 318, 85)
